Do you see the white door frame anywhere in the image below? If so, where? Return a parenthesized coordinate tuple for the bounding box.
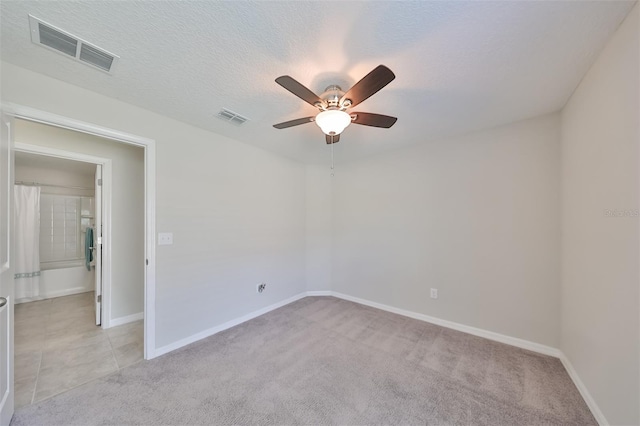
(0, 111, 15, 426)
(3, 103, 157, 360)
(94, 164, 103, 326)
(14, 143, 112, 326)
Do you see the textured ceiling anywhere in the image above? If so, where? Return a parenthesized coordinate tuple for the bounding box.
(0, 1, 635, 164)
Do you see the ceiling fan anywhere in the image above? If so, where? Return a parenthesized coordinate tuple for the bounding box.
(273, 65, 397, 144)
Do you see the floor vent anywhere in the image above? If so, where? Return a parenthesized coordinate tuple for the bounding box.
(216, 108, 249, 126)
(29, 15, 118, 74)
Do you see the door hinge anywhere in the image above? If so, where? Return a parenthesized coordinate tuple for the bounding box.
(97, 178, 102, 186)
(145, 259, 148, 266)
(97, 295, 102, 303)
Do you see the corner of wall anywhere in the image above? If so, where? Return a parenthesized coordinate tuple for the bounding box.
(559, 4, 639, 425)
(304, 165, 333, 292)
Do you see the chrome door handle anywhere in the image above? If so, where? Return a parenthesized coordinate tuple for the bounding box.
(0, 297, 6, 308)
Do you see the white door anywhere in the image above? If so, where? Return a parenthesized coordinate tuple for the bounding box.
(0, 112, 15, 425)
(94, 164, 102, 326)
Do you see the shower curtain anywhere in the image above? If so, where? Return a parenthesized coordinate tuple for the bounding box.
(14, 185, 41, 299)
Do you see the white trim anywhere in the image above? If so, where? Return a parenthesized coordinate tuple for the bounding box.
(100, 161, 112, 328)
(14, 143, 113, 329)
(5, 104, 156, 361)
(154, 293, 308, 357)
(307, 291, 607, 424)
(154, 289, 561, 362)
(150, 289, 604, 424)
(329, 291, 562, 357)
(143, 139, 156, 359)
(14, 142, 110, 165)
(305, 291, 332, 296)
(154, 290, 560, 359)
(109, 312, 143, 328)
(3, 103, 153, 147)
(559, 353, 608, 425)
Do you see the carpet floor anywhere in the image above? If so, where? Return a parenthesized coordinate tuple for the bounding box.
(11, 296, 595, 425)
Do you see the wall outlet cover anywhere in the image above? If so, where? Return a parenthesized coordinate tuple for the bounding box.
(158, 232, 173, 245)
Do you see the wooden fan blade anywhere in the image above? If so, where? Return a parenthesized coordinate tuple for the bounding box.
(275, 76, 324, 108)
(351, 112, 397, 128)
(340, 65, 395, 108)
(273, 117, 315, 129)
(325, 134, 340, 144)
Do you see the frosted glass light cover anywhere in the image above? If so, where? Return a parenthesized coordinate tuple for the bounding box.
(315, 110, 351, 135)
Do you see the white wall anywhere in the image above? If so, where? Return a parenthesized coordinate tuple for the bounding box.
(331, 114, 562, 347)
(561, 5, 639, 425)
(14, 162, 94, 197)
(305, 165, 332, 292)
(1, 62, 307, 349)
(14, 120, 145, 321)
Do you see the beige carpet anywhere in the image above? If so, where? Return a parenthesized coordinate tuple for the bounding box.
(11, 296, 595, 425)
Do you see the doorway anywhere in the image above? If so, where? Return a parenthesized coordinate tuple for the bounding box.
(5, 107, 156, 352)
(12, 138, 146, 408)
(13, 151, 103, 318)
(0, 104, 156, 422)
(13, 140, 116, 324)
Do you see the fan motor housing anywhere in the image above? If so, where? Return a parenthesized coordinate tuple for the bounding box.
(320, 85, 346, 109)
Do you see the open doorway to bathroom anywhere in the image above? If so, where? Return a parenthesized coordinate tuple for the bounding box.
(14, 152, 99, 310)
(12, 119, 145, 409)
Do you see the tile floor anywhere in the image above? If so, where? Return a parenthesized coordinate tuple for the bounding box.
(14, 291, 143, 409)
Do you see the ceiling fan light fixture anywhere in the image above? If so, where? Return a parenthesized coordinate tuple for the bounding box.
(315, 110, 351, 135)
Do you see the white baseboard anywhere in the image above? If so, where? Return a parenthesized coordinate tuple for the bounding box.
(310, 291, 605, 425)
(558, 353, 608, 425)
(329, 291, 562, 357)
(306, 290, 332, 296)
(109, 312, 143, 327)
(154, 292, 308, 358)
(15, 287, 92, 304)
(150, 290, 604, 425)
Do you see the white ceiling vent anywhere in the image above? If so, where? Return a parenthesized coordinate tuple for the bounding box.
(216, 108, 249, 126)
(28, 15, 118, 74)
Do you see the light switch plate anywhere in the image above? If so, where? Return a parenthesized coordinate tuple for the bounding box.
(158, 232, 173, 245)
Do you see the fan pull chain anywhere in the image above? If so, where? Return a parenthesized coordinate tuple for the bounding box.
(330, 140, 335, 177)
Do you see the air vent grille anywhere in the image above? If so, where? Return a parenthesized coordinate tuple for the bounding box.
(216, 108, 249, 126)
(29, 15, 119, 74)
(79, 44, 114, 71)
(38, 23, 77, 57)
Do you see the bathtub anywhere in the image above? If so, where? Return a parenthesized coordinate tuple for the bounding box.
(15, 263, 94, 304)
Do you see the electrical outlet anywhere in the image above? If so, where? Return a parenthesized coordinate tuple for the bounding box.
(158, 233, 173, 245)
(430, 288, 438, 299)
(257, 283, 266, 293)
